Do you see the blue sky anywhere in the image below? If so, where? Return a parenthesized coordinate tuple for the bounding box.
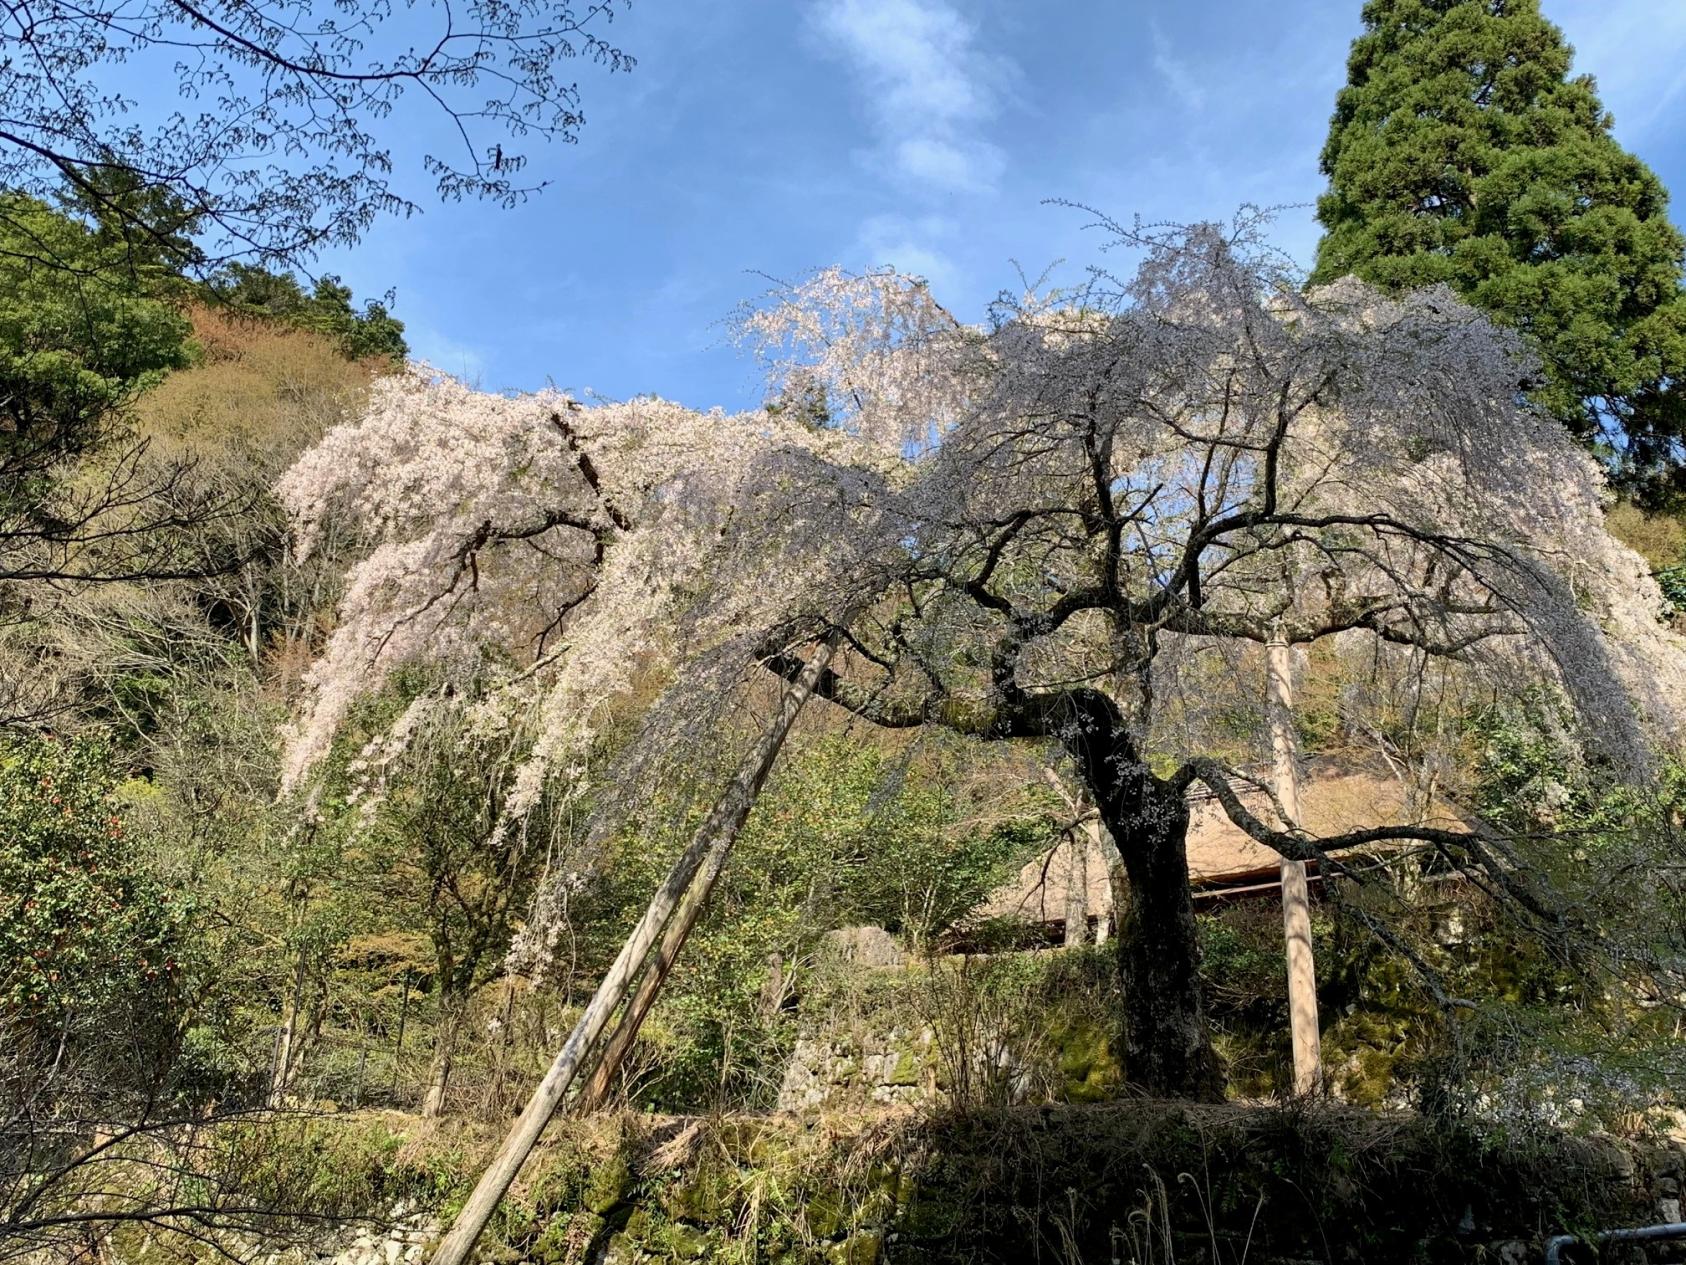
(314, 0, 1686, 412)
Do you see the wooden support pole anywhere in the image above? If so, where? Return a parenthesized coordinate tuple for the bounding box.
(1268, 631, 1323, 1096)
(575, 828, 729, 1112)
(1063, 825, 1089, 948)
(426, 640, 836, 1265)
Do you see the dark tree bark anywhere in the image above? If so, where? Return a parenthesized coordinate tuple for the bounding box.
(776, 646, 1227, 1099)
(1101, 778, 1223, 1100)
(1049, 689, 1223, 1100)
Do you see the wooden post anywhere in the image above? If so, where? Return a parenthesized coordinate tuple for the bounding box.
(574, 840, 723, 1112)
(392, 970, 411, 1102)
(427, 640, 836, 1265)
(1062, 827, 1089, 948)
(1268, 630, 1322, 1096)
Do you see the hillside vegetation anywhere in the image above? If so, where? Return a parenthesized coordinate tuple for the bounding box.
(3, 4, 1686, 1262)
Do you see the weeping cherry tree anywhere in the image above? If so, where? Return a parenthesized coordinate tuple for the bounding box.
(279, 215, 1683, 1130)
(740, 216, 1686, 1098)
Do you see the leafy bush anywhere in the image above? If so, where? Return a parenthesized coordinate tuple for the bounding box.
(0, 733, 191, 1025)
(580, 736, 1048, 1111)
(0, 193, 193, 502)
(1657, 563, 1686, 614)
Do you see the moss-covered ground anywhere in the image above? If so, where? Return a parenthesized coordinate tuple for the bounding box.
(163, 1101, 1684, 1265)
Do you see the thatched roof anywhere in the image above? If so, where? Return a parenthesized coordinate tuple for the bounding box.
(979, 757, 1477, 926)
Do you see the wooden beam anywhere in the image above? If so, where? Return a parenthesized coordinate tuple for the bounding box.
(1268, 631, 1323, 1096)
(426, 640, 837, 1265)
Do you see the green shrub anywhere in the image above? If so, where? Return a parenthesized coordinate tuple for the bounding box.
(0, 733, 192, 1026)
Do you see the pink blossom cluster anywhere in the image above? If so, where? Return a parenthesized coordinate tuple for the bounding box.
(277, 365, 896, 812)
(282, 219, 1685, 850)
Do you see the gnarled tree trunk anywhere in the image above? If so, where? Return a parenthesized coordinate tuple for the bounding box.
(1056, 695, 1223, 1101)
(1102, 779, 1223, 1101)
(786, 656, 1226, 1099)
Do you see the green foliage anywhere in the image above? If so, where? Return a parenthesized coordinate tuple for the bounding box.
(0, 193, 193, 490)
(1343, 694, 1686, 1124)
(121, 672, 383, 1103)
(1312, 0, 1686, 482)
(738, 737, 1037, 950)
(1195, 872, 1646, 1114)
(1466, 694, 1587, 833)
(785, 947, 1121, 1111)
(206, 263, 408, 361)
(0, 733, 191, 1021)
(1199, 906, 1289, 1018)
(1466, 690, 1684, 843)
(593, 736, 1044, 1110)
(1657, 562, 1686, 613)
(90, 1105, 1681, 1265)
(55, 167, 206, 279)
(349, 697, 568, 1109)
(365, 705, 554, 997)
(933, 947, 1121, 1106)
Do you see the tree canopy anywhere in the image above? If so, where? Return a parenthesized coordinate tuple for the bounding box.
(278, 217, 1686, 1097)
(1311, 0, 1686, 489)
(0, 0, 634, 272)
(207, 265, 408, 361)
(16, 9, 1686, 1257)
(0, 193, 194, 495)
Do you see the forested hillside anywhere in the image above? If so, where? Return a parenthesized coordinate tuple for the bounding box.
(3, 2, 1685, 1263)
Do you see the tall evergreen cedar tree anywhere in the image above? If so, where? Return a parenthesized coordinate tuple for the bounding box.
(1312, 0, 1686, 492)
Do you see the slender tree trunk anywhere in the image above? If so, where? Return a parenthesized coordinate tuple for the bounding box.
(268, 941, 309, 1106)
(268, 788, 325, 1105)
(391, 971, 412, 1102)
(353, 1040, 368, 1109)
(486, 984, 516, 1114)
(422, 991, 468, 1119)
(1063, 828, 1089, 948)
(427, 640, 836, 1265)
(246, 593, 262, 662)
(1095, 817, 1123, 947)
(1039, 768, 1096, 949)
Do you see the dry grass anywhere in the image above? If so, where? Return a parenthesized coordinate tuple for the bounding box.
(1607, 500, 1686, 571)
(136, 306, 381, 468)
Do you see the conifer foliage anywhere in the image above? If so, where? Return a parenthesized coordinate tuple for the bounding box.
(1312, 0, 1686, 485)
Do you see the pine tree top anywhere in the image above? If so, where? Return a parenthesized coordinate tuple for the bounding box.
(1312, 0, 1686, 484)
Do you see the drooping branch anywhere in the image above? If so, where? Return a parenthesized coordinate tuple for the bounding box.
(760, 644, 956, 730)
(1163, 597, 1516, 656)
(1175, 756, 1571, 945)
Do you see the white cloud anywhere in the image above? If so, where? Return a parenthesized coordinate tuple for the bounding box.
(408, 326, 487, 384)
(856, 212, 958, 288)
(811, 0, 1015, 194)
(1150, 22, 1206, 114)
(893, 136, 1005, 192)
(1550, 0, 1686, 138)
